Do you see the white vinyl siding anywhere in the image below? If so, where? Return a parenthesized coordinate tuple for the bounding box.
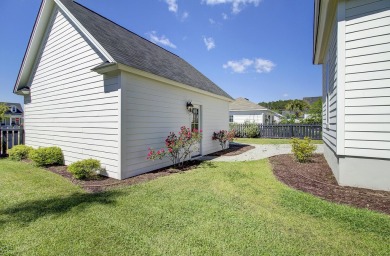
(230, 111, 264, 124)
(24, 8, 120, 178)
(344, 0, 390, 159)
(322, 14, 338, 152)
(121, 72, 229, 178)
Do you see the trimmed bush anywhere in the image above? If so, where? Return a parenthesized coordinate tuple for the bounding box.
(291, 137, 317, 163)
(67, 159, 101, 180)
(244, 122, 259, 138)
(8, 145, 34, 161)
(29, 146, 64, 166)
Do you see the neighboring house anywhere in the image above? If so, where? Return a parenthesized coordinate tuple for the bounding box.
(313, 0, 390, 191)
(273, 112, 285, 124)
(13, 0, 232, 179)
(229, 98, 281, 124)
(0, 102, 23, 126)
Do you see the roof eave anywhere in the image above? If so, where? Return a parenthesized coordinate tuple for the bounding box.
(14, 0, 115, 94)
(92, 62, 234, 102)
(14, 0, 54, 93)
(313, 0, 337, 65)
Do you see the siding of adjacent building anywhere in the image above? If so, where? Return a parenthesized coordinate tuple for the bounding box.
(344, 0, 390, 159)
(24, 8, 120, 178)
(121, 72, 229, 178)
(322, 14, 338, 152)
(230, 111, 265, 124)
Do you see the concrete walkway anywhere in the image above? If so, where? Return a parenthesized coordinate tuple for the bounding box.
(200, 143, 324, 162)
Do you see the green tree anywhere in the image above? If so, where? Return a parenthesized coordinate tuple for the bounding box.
(258, 99, 293, 114)
(0, 103, 9, 123)
(285, 100, 310, 118)
(302, 99, 322, 124)
(280, 114, 297, 124)
(309, 99, 322, 116)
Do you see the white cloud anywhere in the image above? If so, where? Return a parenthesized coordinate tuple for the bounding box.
(203, 36, 216, 50)
(209, 18, 216, 24)
(223, 58, 253, 73)
(283, 93, 289, 98)
(165, 0, 178, 13)
(146, 31, 177, 48)
(204, 0, 261, 14)
(181, 11, 189, 20)
(223, 58, 275, 73)
(254, 58, 275, 73)
(222, 12, 228, 19)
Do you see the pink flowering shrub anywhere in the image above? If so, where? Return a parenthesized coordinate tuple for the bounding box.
(147, 126, 202, 167)
(212, 130, 235, 149)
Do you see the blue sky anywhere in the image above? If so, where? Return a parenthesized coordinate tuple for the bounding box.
(0, 0, 321, 106)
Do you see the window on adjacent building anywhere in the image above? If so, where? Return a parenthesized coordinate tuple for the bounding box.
(229, 115, 233, 122)
(10, 105, 17, 113)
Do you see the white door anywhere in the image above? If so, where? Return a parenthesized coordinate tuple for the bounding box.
(191, 105, 201, 157)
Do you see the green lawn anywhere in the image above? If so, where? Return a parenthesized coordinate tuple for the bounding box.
(235, 138, 323, 145)
(0, 159, 388, 255)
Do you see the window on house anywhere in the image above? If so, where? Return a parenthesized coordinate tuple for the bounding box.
(229, 115, 233, 122)
(10, 105, 17, 113)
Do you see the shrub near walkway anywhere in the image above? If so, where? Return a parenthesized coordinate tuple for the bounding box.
(0, 158, 389, 255)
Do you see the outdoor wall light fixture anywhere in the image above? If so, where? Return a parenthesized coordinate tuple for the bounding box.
(186, 101, 194, 113)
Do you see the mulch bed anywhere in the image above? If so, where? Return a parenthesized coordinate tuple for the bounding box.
(207, 143, 255, 156)
(43, 160, 202, 193)
(270, 154, 390, 215)
(22, 143, 253, 193)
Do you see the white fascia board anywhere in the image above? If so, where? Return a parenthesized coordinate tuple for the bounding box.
(54, 0, 114, 63)
(14, 0, 55, 93)
(313, 0, 337, 65)
(92, 63, 233, 103)
(14, 0, 115, 93)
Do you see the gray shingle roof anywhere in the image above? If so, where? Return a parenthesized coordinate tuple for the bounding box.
(229, 98, 267, 111)
(59, 0, 232, 100)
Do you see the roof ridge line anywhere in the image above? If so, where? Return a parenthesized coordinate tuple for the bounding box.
(72, 0, 183, 60)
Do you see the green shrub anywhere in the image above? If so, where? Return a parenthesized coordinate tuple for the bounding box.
(29, 146, 64, 166)
(8, 145, 34, 161)
(291, 137, 317, 163)
(67, 159, 101, 180)
(244, 122, 259, 138)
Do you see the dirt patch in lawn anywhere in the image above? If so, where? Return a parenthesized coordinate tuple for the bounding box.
(270, 154, 390, 215)
(44, 160, 203, 193)
(207, 143, 255, 156)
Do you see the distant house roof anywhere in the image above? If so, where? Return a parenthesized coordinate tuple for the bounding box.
(229, 98, 267, 111)
(15, 0, 232, 100)
(0, 102, 23, 115)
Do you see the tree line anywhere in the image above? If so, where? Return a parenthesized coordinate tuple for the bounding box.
(259, 99, 322, 124)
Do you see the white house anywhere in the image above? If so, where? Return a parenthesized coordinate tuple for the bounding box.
(313, 0, 390, 191)
(229, 98, 282, 124)
(0, 102, 23, 126)
(14, 0, 233, 179)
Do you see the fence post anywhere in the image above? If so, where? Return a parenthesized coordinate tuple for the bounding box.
(18, 126, 23, 145)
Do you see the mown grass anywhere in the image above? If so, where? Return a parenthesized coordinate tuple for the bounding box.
(0, 158, 388, 255)
(235, 137, 323, 145)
